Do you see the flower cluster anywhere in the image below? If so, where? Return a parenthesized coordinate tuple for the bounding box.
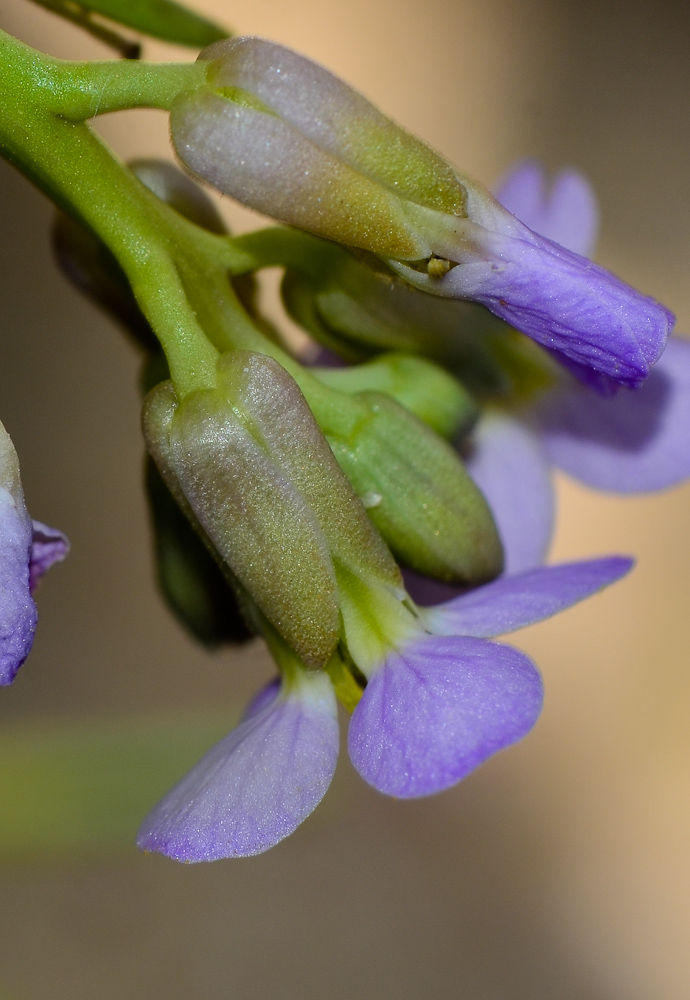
(4, 31, 688, 864)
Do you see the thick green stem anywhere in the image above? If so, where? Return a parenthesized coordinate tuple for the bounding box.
(0, 30, 217, 395)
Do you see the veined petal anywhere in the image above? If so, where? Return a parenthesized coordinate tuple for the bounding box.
(494, 160, 599, 258)
(423, 557, 633, 637)
(394, 226, 673, 389)
(465, 411, 554, 575)
(348, 634, 542, 798)
(536, 336, 690, 491)
(0, 423, 36, 686)
(29, 521, 70, 594)
(137, 671, 339, 861)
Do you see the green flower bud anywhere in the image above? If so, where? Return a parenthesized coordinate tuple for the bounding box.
(143, 351, 403, 667)
(315, 389, 503, 584)
(145, 457, 253, 647)
(312, 353, 479, 440)
(282, 249, 507, 395)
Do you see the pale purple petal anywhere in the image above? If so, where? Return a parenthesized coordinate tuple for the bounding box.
(348, 634, 542, 797)
(137, 671, 338, 861)
(536, 337, 690, 491)
(423, 557, 633, 638)
(465, 411, 554, 575)
(29, 521, 70, 594)
(494, 161, 599, 258)
(0, 424, 36, 686)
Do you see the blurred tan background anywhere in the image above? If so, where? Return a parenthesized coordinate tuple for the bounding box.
(1, 0, 690, 997)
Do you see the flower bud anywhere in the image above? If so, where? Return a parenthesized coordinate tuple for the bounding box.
(172, 36, 673, 389)
(282, 255, 505, 396)
(318, 390, 503, 584)
(312, 352, 479, 440)
(145, 457, 253, 647)
(143, 351, 403, 667)
(171, 36, 466, 260)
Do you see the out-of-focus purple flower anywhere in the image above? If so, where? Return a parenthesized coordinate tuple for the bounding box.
(137, 669, 338, 860)
(0, 422, 68, 685)
(349, 556, 631, 796)
(29, 520, 69, 594)
(463, 163, 690, 574)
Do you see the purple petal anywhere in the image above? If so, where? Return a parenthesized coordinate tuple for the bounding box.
(393, 224, 673, 389)
(494, 160, 599, 258)
(29, 521, 70, 594)
(444, 234, 672, 388)
(242, 676, 281, 721)
(465, 412, 554, 576)
(423, 556, 633, 638)
(348, 634, 542, 797)
(0, 425, 36, 686)
(536, 336, 690, 491)
(137, 671, 338, 860)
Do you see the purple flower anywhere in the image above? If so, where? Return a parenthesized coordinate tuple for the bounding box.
(349, 556, 631, 796)
(464, 163, 690, 574)
(138, 556, 630, 858)
(0, 422, 69, 686)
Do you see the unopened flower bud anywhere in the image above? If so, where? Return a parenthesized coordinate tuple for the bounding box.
(318, 390, 503, 584)
(171, 36, 466, 260)
(282, 254, 504, 395)
(312, 352, 479, 440)
(172, 36, 673, 389)
(143, 351, 402, 667)
(145, 458, 253, 647)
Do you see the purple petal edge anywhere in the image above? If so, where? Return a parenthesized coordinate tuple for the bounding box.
(137, 672, 338, 861)
(465, 411, 555, 576)
(0, 489, 36, 687)
(348, 634, 543, 798)
(423, 556, 633, 638)
(29, 521, 70, 594)
(494, 160, 599, 259)
(537, 337, 690, 492)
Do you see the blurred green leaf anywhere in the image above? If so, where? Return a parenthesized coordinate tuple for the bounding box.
(0, 711, 234, 861)
(30, 0, 229, 50)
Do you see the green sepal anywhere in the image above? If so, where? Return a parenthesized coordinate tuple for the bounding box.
(313, 353, 478, 439)
(145, 457, 253, 647)
(319, 390, 503, 585)
(29, 0, 228, 49)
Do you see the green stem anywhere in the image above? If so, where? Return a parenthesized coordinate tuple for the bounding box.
(0, 28, 206, 119)
(0, 29, 217, 395)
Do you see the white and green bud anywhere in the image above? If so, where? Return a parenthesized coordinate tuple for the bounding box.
(143, 351, 403, 667)
(171, 36, 468, 260)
